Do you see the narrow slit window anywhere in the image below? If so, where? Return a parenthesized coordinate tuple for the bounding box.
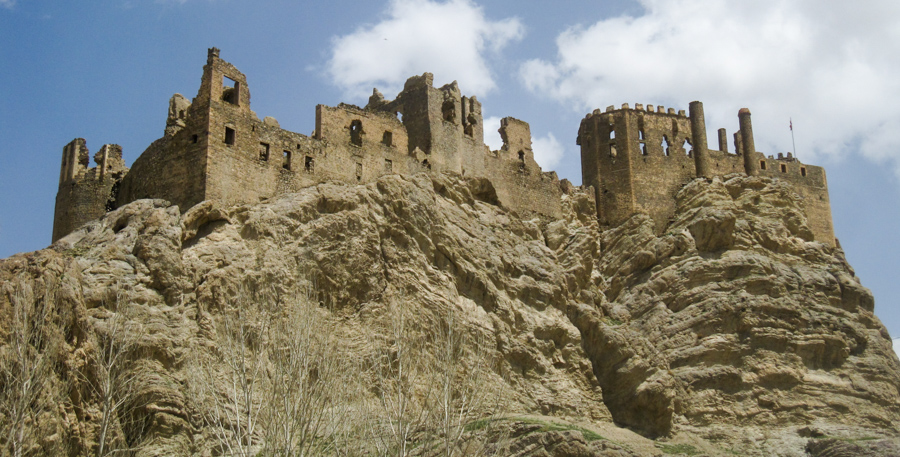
(259, 142, 270, 161)
(350, 120, 363, 146)
(224, 127, 235, 145)
(801, 167, 807, 177)
(191, 134, 199, 144)
(283, 150, 292, 170)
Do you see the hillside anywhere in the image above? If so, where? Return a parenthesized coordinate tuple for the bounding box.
(2, 172, 899, 456)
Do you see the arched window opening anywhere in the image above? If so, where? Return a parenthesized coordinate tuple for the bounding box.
(350, 120, 363, 146)
(442, 100, 456, 123)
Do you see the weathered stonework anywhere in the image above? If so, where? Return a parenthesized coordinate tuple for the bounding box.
(52, 49, 834, 249)
(578, 102, 834, 246)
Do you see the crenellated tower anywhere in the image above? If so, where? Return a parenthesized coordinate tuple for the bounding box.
(579, 102, 835, 246)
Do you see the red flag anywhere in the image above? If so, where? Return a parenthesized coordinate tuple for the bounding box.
(790, 119, 793, 131)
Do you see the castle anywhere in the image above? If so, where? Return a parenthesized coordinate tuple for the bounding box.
(53, 48, 834, 247)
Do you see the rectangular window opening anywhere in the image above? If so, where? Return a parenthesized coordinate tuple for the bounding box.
(759, 160, 767, 170)
(223, 76, 240, 105)
(305, 156, 314, 172)
(382, 131, 393, 147)
(259, 142, 270, 161)
(780, 163, 787, 173)
(224, 127, 236, 145)
(191, 134, 199, 144)
(283, 150, 292, 170)
(801, 167, 807, 177)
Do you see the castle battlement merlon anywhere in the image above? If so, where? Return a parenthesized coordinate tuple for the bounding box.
(52, 48, 834, 250)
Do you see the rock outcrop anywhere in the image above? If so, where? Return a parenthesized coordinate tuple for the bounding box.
(2, 172, 898, 456)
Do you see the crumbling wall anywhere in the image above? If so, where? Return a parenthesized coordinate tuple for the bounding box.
(483, 117, 562, 219)
(756, 152, 834, 245)
(53, 140, 127, 242)
(315, 104, 417, 183)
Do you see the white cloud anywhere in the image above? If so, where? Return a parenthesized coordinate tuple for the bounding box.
(1, 0, 16, 10)
(483, 116, 504, 151)
(532, 132, 564, 170)
(327, 0, 523, 100)
(520, 0, 900, 174)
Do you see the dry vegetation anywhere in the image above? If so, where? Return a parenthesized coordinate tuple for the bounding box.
(0, 277, 510, 456)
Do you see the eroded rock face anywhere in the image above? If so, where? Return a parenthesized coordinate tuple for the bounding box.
(1, 172, 898, 456)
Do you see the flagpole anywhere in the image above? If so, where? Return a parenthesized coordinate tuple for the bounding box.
(790, 118, 797, 159)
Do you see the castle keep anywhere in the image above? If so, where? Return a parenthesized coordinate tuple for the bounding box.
(53, 48, 835, 247)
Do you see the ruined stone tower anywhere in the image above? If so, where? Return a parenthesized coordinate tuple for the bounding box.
(53, 140, 128, 242)
(578, 102, 834, 246)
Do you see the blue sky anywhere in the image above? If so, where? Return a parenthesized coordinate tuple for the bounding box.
(1, 0, 899, 345)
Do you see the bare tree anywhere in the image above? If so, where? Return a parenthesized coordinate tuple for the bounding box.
(0, 280, 68, 457)
(368, 300, 435, 457)
(260, 293, 351, 456)
(190, 297, 268, 457)
(190, 285, 355, 456)
(81, 296, 146, 457)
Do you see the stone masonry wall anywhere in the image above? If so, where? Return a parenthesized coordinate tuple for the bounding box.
(53, 140, 127, 242)
(52, 48, 834, 250)
(580, 103, 836, 246)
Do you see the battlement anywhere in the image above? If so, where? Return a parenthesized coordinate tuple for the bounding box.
(579, 101, 834, 246)
(51, 49, 833, 249)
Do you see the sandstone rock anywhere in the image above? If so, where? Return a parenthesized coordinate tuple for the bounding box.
(1, 173, 898, 456)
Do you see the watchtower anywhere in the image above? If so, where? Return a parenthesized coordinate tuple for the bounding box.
(52, 139, 127, 242)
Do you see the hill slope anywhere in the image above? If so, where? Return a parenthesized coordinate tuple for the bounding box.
(1, 173, 898, 456)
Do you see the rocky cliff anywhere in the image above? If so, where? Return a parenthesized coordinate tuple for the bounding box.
(1, 173, 898, 456)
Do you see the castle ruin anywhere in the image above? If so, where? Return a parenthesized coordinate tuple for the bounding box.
(53, 48, 835, 247)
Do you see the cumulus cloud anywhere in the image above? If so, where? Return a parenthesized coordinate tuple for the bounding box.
(520, 0, 900, 172)
(532, 132, 564, 170)
(327, 0, 523, 100)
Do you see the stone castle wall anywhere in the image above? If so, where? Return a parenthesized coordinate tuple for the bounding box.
(579, 102, 835, 246)
(53, 140, 127, 242)
(53, 48, 833, 248)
